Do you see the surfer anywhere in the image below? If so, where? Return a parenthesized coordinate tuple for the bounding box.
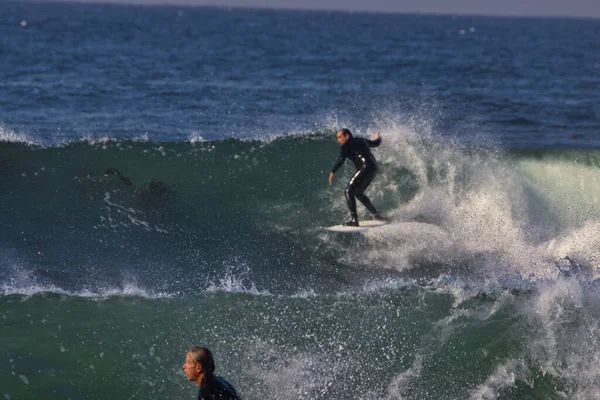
(103, 168, 174, 206)
(104, 168, 133, 186)
(329, 128, 385, 226)
(183, 346, 241, 400)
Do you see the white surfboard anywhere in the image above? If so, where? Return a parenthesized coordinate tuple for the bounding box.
(325, 220, 388, 233)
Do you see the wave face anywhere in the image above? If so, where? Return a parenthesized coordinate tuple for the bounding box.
(1, 135, 344, 295)
(3, 133, 600, 295)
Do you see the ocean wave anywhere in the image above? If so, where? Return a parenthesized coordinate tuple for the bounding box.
(2, 130, 600, 296)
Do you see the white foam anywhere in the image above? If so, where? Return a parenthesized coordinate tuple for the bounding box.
(132, 133, 150, 142)
(514, 279, 600, 398)
(246, 340, 343, 400)
(469, 360, 531, 400)
(544, 221, 600, 271)
(328, 118, 600, 284)
(290, 288, 318, 298)
(0, 281, 173, 299)
(188, 131, 206, 143)
(0, 125, 38, 145)
(360, 277, 412, 293)
(206, 274, 270, 296)
(386, 356, 423, 399)
(0, 264, 173, 299)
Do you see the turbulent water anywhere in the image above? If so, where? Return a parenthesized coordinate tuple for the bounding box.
(2, 2, 600, 399)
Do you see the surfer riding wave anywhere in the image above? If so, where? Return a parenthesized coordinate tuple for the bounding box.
(328, 129, 386, 227)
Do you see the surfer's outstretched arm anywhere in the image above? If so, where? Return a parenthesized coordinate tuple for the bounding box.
(366, 131, 382, 147)
(104, 168, 134, 186)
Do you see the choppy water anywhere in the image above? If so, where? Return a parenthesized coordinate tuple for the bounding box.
(2, 2, 600, 399)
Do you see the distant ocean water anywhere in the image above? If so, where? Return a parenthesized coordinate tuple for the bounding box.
(2, 2, 600, 399)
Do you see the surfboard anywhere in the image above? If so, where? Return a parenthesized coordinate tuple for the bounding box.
(325, 220, 387, 233)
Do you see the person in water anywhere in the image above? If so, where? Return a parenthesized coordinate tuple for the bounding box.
(103, 168, 174, 206)
(183, 346, 241, 400)
(329, 128, 385, 226)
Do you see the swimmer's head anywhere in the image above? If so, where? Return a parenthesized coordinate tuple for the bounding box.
(184, 346, 215, 381)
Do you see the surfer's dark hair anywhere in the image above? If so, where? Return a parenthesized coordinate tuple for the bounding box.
(189, 346, 215, 376)
(339, 128, 353, 138)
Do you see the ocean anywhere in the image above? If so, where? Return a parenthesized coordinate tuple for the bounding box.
(2, 1, 600, 399)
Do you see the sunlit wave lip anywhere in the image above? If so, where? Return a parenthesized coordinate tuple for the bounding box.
(0, 125, 40, 146)
(0, 129, 335, 149)
(0, 131, 150, 148)
(205, 275, 272, 296)
(0, 282, 174, 299)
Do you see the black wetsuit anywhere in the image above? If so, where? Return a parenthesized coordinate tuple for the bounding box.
(331, 136, 382, 222)
(198, 375, 241, 400)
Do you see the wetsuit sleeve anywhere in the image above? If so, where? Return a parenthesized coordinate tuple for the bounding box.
(331, 153, 346, 174)
(366, 137, 382, 148)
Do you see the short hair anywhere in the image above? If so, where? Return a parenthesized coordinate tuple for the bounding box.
(338, 128, 353, 138)
(189, 346, 215, 376)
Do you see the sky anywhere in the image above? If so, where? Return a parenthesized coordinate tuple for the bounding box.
(52, 0, 600, 18)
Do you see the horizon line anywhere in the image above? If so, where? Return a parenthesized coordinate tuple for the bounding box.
(18, 0, 600, 21)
